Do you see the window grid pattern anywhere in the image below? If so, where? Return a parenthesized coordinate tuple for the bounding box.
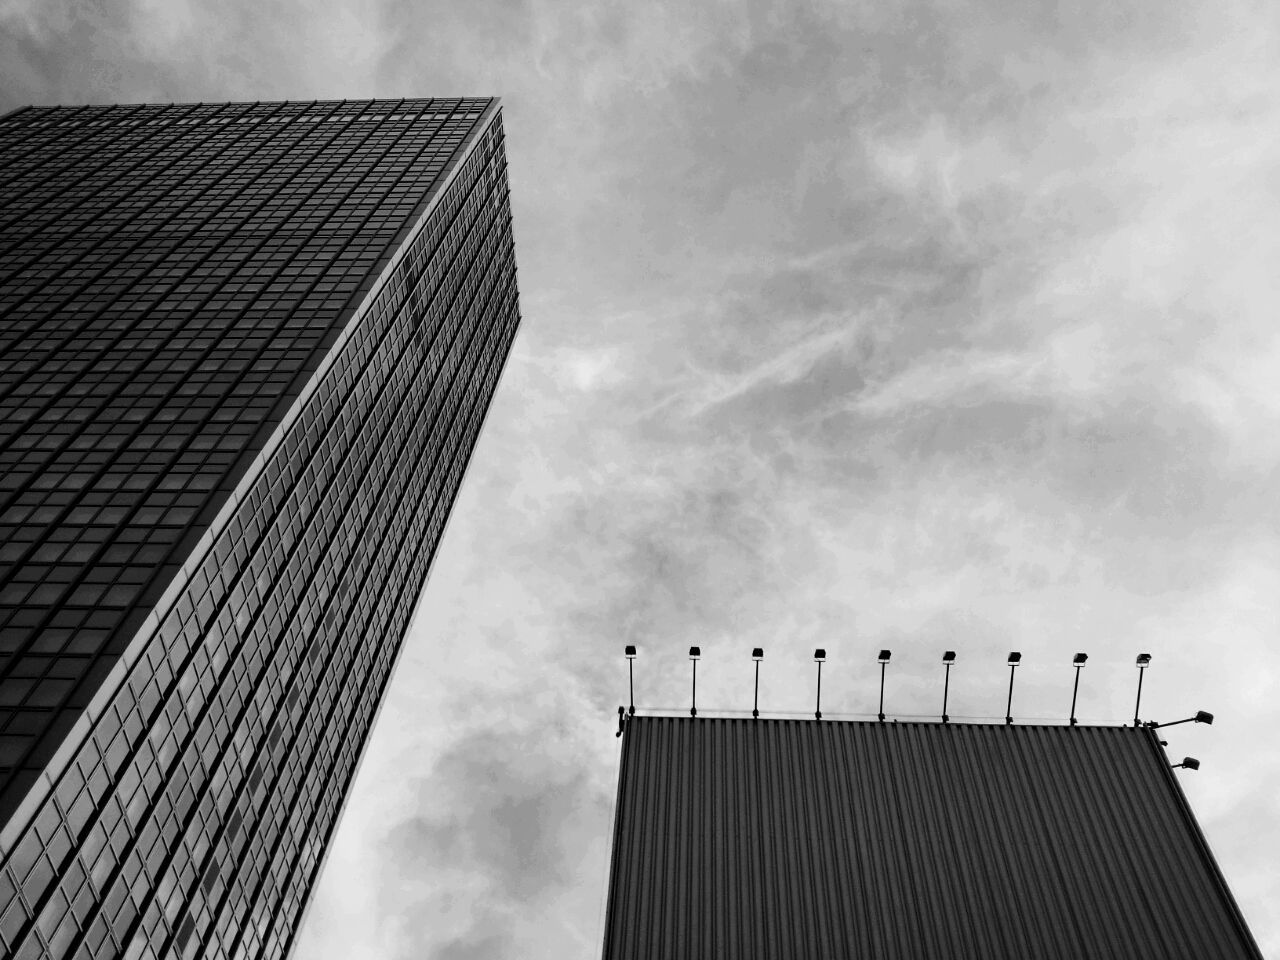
(0, 98, 490, 816)
(0, 105, 519, 959)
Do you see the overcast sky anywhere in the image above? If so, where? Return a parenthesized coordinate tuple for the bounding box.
(3, 1, 1279, 957)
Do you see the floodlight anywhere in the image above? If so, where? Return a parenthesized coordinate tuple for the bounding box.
(941, 651, 956, 722)
(813, 651, 826, 719)
(877, 650, 890, 721)
(1150, 711, 1215, 729)
(1070, 653, 1088, 725)
(750, 648, 765, 717)
(1133, 652, 1151, 726)
(624, 646, 637, 716)
(688, 648, 700, 716)
(1172, 757, 1200, 771)
(1006, 653, 1020, 723)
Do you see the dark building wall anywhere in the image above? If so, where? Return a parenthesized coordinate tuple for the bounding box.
(0, 100, 520, 960)
(603, 717, 1262, 960)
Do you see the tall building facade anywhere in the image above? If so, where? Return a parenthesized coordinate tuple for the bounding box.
(0, 99, 520, 960)
(603, 717, 1263, 959)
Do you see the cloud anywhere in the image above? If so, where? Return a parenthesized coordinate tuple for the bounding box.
(370, 727, 596, 957)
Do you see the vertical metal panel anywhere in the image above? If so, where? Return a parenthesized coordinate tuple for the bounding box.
(603, 717, 1262, 960)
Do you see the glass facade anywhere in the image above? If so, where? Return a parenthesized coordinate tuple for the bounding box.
(0, 99, 520, 959)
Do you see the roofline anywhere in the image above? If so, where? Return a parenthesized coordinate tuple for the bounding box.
(618, 711, 1158, 729)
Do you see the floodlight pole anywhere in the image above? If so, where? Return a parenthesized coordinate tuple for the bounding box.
(628, 658, 635, 716)
(691, 659, 697, 717)
(942, 661, 952, 723)
(752, 659, 761, 719)
(1133, 666, 1145, 728)
(815, 660, 823, 720)
(1005, 663, 1017, 725)
(1070, 663, 1083, 726)
(878, 661, 887, 722)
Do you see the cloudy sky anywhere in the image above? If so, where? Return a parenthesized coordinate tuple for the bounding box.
(4, 1, 1279, 956)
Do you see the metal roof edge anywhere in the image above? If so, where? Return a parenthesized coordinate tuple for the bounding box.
(1140, 725, 1265, 959)
(599, 712, 636, 960)
(620, 713, 1147, 730)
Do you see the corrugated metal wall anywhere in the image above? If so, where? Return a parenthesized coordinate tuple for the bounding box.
(602, 717, 1261, 960)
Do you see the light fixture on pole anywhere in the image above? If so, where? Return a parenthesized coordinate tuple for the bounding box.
(1148, 711, 1214, 729)
(688, 646, 700, 717)
(814, 649, 826, 719)
(751, 647, 764, 719)
(877, 650, 891, 722)
(1069, 652, 1088, 725)
(1133, 653, 1151, 727)
(1171, 756, 1200, 771)
(941, 651, 956, 723)
(1005, 652, 1021, 725)
(624, 645, 637, 716)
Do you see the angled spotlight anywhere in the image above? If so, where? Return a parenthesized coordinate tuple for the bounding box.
(814, 648, 827, 662)
(1150, 711, 1215, 729)
(752, 647, 764, 661)
(624, 645, 637, 659)
(688, 646, 701, 660)
(1070, 652, 1088, 725)
(1172, 757, 1201, 771)
(1007, 651, 1022, 665)
(1136, 652, 1151, 666)
(942, 650, 956, 663)
(878, 649, 892, 663)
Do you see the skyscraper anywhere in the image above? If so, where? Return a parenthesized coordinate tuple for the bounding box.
(0, 98, 520, 960)
(603, 716, 1263, 959)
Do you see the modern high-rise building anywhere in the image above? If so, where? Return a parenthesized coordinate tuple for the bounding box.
(603, 716, 1263, 959)
(0, 98, 520, 960)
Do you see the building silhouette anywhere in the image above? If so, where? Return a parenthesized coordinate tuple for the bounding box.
(0, 98, 519, 960)
(603, 716, 1263, 959)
